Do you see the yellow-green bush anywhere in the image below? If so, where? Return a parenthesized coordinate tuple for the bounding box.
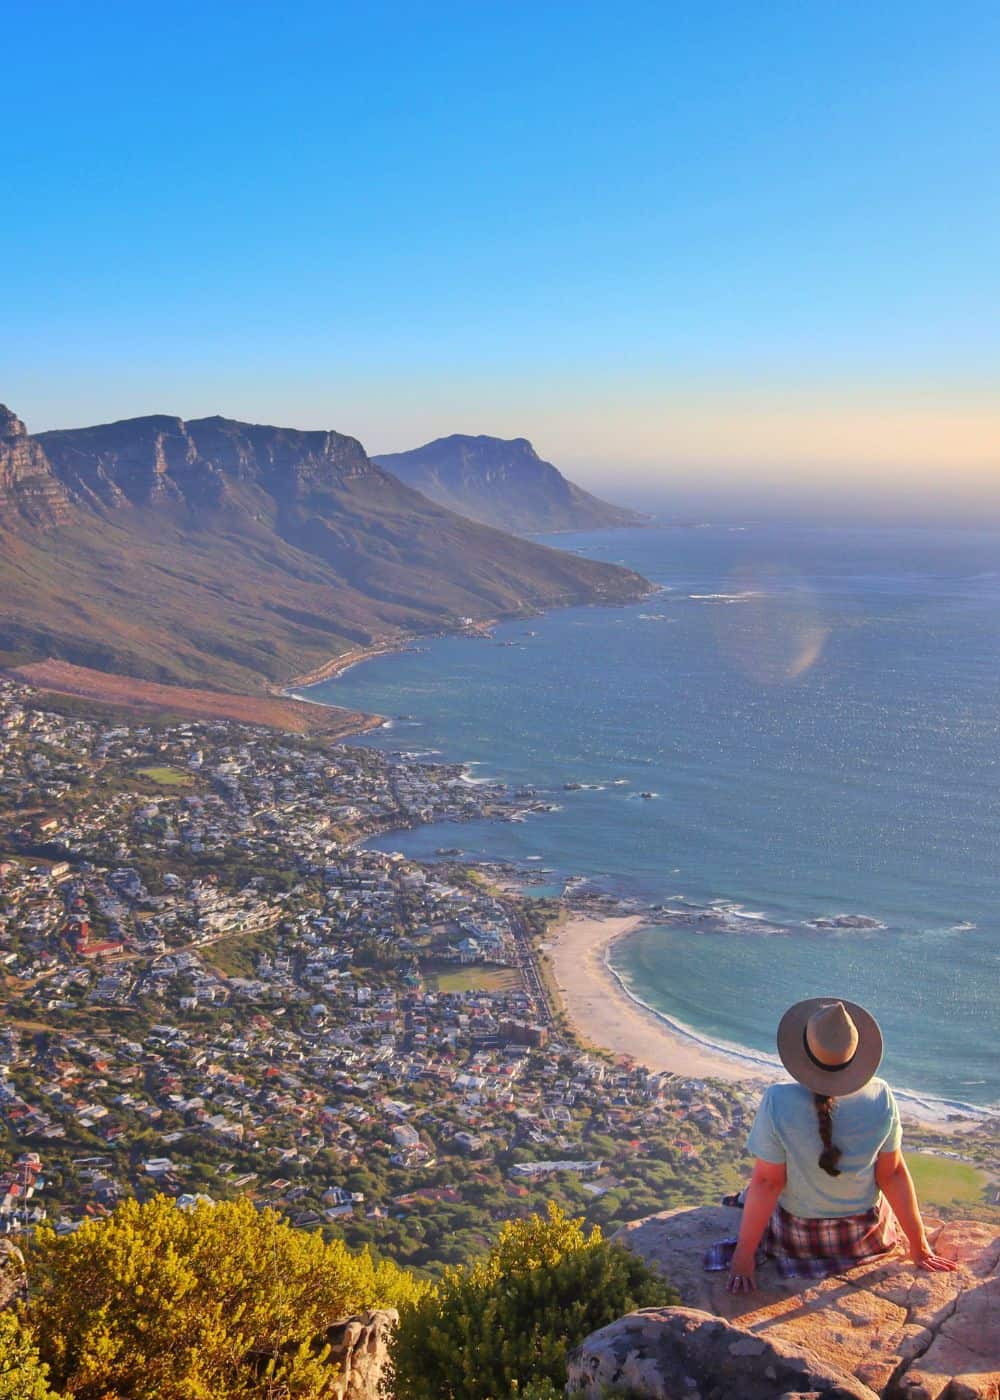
(27, 1195, 427, 1399)
(393, 1203, 674, 1400)
(0, 1312, 60, 1399)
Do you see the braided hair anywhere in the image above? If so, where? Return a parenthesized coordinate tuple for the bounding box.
(814, 1094, 842, 1177)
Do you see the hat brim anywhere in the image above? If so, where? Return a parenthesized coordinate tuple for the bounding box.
(776, 997, 883, 1096)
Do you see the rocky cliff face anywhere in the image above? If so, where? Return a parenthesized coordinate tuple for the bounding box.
(38, 414, 374, 512)
(375, 434, 646, 534)
(568, 1206, 1000, 1399)
(0, 405, 68, 524)
(0, 1239, 26, 1310)
(321, 1309, 397, 1400)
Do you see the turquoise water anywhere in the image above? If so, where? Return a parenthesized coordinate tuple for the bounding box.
(308, 525, 1000, 1112)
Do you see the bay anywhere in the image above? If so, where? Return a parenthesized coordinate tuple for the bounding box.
(306, 524, 1000, 1112)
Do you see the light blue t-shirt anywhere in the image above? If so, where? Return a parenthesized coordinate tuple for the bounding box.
(746, 1078, 902, 1219)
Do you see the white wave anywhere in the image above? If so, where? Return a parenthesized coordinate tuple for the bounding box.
(603, 958, 783, 1076)
(708, 901, 766, 918)
(885, 1084, 998, 1125)
(804, 913, 888, 931)
(604, 953, 999, 1122)
(688, 591, 764, 601)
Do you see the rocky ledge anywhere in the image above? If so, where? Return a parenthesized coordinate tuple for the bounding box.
(323, 1308, 398, 1400)
(567, 1206, 998, 1399)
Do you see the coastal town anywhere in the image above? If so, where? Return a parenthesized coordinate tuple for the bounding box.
(0, 677, 995, 1268)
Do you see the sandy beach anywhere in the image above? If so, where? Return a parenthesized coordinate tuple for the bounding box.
(545, 911, 988, 1132)
(547, 911, 782, 1084)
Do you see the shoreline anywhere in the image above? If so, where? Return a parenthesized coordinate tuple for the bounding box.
(281, 615, 503, 696)
(295, 621, 997, 1132)
(546, 910, 991, 1130)
(281, 640, 404, 694)
(547, 912, 781, 1086)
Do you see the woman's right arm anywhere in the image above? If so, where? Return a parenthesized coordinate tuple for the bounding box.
(875, 1149, 957, 1272)
(727, 1157, 786, 1293)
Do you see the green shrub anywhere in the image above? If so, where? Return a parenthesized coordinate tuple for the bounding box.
(0, 1312, 60, 1400)
(393, 1203, 675, 1400)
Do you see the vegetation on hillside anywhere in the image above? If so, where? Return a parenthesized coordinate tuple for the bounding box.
(0, 1313, 59, 1400)
(25, 1196, 425, 1399)
(393, 1203, 673, 1400)
(6, 1198, 671, 1400)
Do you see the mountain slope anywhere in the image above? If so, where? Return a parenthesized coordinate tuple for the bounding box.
(0, 408, 649, 693)
(374, 434, 646, 534)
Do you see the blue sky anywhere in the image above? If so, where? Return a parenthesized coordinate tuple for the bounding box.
(3, 1, 998, 513)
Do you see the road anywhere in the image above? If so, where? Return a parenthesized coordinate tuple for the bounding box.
(500, 896, 556, 1027)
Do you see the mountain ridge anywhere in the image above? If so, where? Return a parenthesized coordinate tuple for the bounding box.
(0, 407, 651, 696)
(374, 433, 646, 534)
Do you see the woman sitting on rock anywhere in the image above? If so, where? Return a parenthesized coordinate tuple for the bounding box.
(708, 997, 957, 1292)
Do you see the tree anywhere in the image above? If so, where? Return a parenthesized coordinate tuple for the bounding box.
(393, 1203, 674, 1400)
(27, 1195, 426, 1400)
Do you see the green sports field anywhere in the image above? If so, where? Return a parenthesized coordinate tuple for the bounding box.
(136, 765, 193, 786)
(906, 1152, 990, 1210)
(432, 966, 523, 994)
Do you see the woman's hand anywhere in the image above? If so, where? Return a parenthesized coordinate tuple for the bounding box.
(909, 1239, 958, 1272)
(727, 1248, 757, 1293)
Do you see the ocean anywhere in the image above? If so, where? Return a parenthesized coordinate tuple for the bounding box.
(305, 524, 1000, 1116)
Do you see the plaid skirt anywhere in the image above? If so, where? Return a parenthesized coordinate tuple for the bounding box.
(704, 1192, 900, 1280)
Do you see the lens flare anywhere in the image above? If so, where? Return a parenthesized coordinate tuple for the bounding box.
(709, 565, 830, 685)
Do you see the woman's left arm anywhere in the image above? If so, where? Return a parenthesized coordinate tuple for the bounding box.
(875, 1149, 958, 1272)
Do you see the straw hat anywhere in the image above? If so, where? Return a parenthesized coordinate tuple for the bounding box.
(776, 997, 883, 1096)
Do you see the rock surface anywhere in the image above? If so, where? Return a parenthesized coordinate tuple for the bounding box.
(0, 1238, 27, 1309)
(567, 1305, 879, 1398)
(323, 1308, 397, 1400)
(602, 1206, 999, 1399)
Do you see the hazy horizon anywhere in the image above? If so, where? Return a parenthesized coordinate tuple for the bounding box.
(13, 396, 999, 529)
